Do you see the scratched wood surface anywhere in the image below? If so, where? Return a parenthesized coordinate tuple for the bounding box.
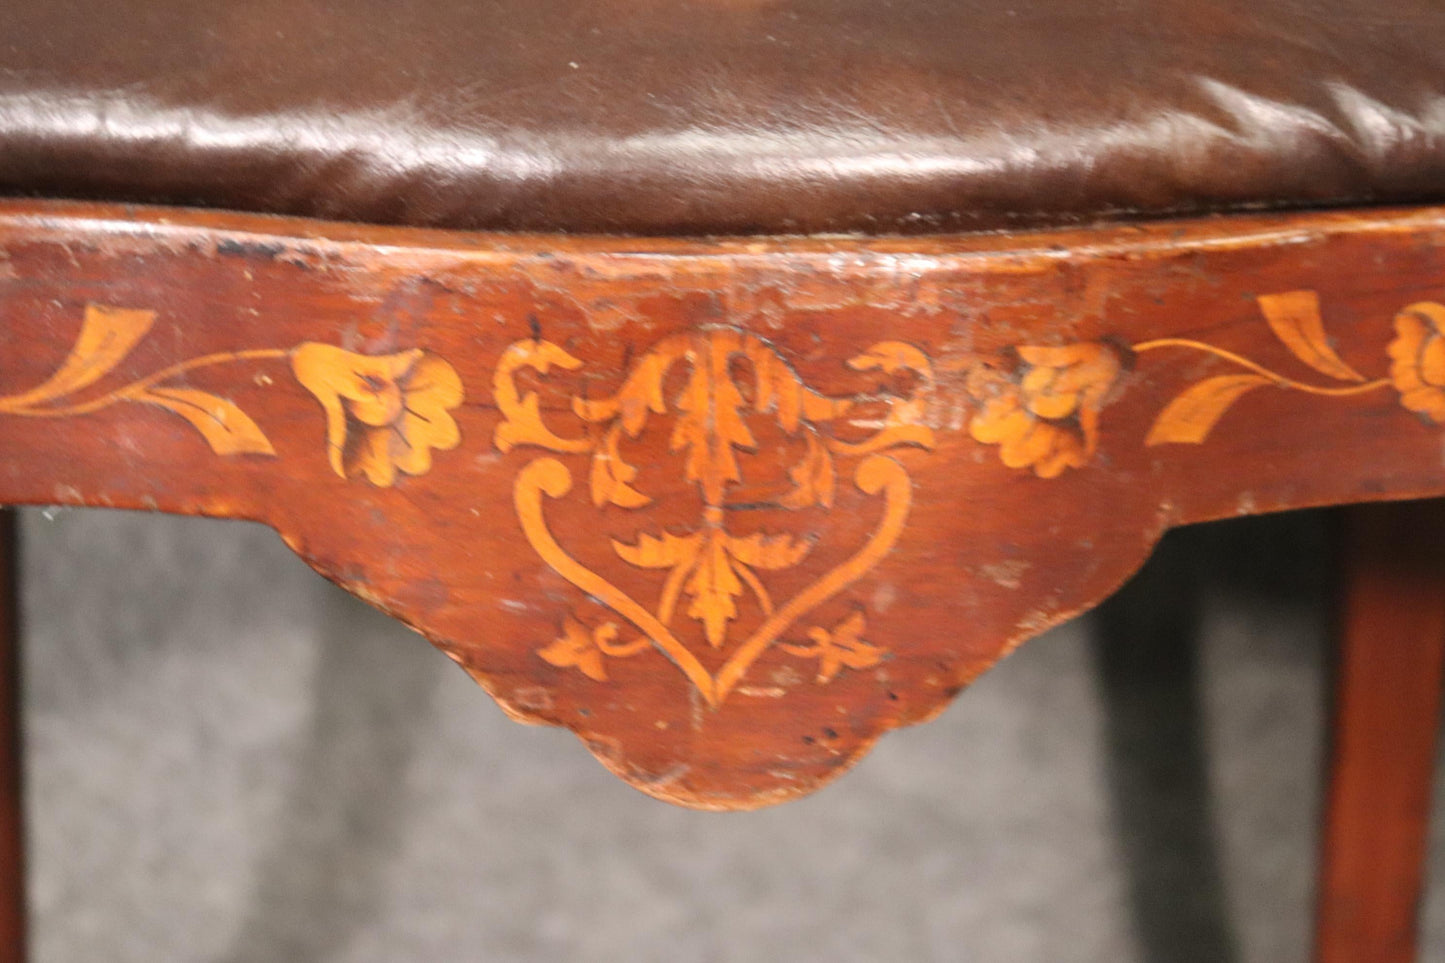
(4, 201, 1445, 809)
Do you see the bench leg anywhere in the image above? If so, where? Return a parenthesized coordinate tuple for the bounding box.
(1315, 501, 1445, 963)
(0, 512, 21, 963)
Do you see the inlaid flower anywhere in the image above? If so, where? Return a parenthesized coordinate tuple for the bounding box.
(291, 343, 463, 487)
(539, 617, 611, 682)
(966, 342, 1126, 478)
(1388, 302, 1445, 423)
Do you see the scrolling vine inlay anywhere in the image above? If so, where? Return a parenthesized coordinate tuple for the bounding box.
(493, 329, 937, 706)
(0, 303, 463, 486)
(11, 293, 1445, 709)
(964, 290, 1445, 475)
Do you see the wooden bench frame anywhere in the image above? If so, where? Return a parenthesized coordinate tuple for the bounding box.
(3, 199, 1445, 960)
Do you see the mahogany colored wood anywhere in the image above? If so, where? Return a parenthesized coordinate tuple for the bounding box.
(1315, 501, 1445, 963)
(8, 200, 1445, 807)
(0, 511, 23, 963)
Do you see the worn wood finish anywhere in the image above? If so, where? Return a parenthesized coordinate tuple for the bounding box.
(1315, 501, 1445, 963)
(0, 511, 22, 962)
(6, 201, 1445, 807)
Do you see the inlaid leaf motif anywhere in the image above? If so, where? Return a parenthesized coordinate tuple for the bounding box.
(672, 350, 755, 506)
(781, 611, 883, 683)
(575, 347, 676, 436)
(847, 341, 932, 378)
(139, 387, 276, 456)
(781, 432, 836, 509)
(686, 529, 745, 648)
(612, 530, 700, 569)
(815, 611, 882, 683)
(493, 339, 588, 455)
(539, 617, 609, 682)
(835, 340, 938, 456)
(727, 531, 811, 570)
(590, 424, 650, 508)
(1146, 374, 1272, 445)
(1258, 290, 1366, 382)
(4, 304, 155, 408)
(751, 348, 852, 433)
(750, 348, 806, 433)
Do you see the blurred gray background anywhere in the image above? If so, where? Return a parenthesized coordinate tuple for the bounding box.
(15, 504, 1445, 962)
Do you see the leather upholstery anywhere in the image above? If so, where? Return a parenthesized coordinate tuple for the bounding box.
(3, 0, 1445, 236)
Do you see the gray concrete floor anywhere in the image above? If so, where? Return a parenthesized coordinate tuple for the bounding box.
(14, 505, 1445, 962)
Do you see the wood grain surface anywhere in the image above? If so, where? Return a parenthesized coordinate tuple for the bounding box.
(1315, 501, 1445, 963)
(4, 201, 1445, 808)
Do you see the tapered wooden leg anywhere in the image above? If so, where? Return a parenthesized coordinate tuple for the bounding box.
(1315, 501, 1445, 963)
(0, 511, 22, 963)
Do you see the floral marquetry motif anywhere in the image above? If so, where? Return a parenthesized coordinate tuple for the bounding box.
(0, 302, 463, 488)
(967, 290, 1442, 476)
(1389, 302, 1445, 423)
(965, 341, 1128, 478)
(494, 329, 935, 705)
(291, 343, 463, 487)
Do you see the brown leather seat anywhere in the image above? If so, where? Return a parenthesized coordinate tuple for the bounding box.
(2, 0, 1445, 236)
